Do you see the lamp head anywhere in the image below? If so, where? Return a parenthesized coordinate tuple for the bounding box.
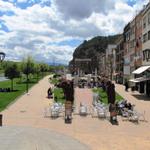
(0, 52, 5, 62)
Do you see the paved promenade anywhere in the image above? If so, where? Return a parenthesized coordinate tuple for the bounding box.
(1, 76, 150, 150)
(0, 126, 89, 150)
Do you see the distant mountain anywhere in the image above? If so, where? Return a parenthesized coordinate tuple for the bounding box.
(69, 34, 121, 74)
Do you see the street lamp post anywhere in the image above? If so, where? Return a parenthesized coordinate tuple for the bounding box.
(26, 61, 29, 94)
(0, 52, 5, 62)
(0, 52, 5, 126)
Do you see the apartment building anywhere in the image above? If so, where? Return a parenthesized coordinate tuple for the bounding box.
(131, 3, 150, 96)
(123, 23, 131, 81)
(135, 11, 143, 69)
(141, 3, 150, 96)
(123, 12, 143, 80)
(115, 35, 124, 84)
(142, 3, 150, 65)
(130, 18, 136, 76)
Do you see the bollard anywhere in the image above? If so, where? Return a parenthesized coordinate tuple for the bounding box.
(0, 114, 2, 126)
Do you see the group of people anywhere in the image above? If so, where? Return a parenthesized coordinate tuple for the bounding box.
(0, 88, 11, 92)
(78, 77, 104, 89)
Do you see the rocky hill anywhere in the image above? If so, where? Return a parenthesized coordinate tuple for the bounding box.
(69, 34, 121, 74)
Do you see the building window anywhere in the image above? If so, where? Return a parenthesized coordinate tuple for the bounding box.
(143, 49, 150, 61)
(143, 33, 147, 43)
(148, 31, 150, 40)
(148, 12, 150, 25)
(130, 54, 134, 62)
(143, 51, 146, 61)
(126, 32, 130, 41)
(143, 16, 146, 29)
(130, 40, 135, 48)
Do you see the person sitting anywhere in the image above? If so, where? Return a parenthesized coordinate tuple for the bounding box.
(7, 88, 11, 92)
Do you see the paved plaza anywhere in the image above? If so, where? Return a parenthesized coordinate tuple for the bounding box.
(0, 126, 89, 150)
(1, 76, 150, 150)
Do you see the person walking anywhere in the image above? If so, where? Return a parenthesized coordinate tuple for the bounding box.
(47, 87, 52, 98)
(124, 80, 129, 92)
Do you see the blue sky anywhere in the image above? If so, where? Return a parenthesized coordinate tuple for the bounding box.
(127, 0, 136, 6)
(0, 0, 149, 64)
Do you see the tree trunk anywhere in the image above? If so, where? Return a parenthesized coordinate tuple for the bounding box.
(11, 79, 13, 91)
(37, 73, 38, 82)
(26, 74, 29, 93)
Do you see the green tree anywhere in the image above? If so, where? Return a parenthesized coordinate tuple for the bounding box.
(39, 63, 49, 77)
(4, 63, 20, 91)
(49, 65, 55, 72)
(21, 56, 35, 93)
(21, 56, 35, 76)
(34, 63, 41, 81)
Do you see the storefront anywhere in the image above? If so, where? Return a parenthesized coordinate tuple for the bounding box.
(130, 66, 150, 97)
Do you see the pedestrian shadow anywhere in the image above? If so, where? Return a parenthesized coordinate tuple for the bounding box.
(131, 94, 150, 101)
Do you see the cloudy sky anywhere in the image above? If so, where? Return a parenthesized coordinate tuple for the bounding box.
(0, 0, 149, 64)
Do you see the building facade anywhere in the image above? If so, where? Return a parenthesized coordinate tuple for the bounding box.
(142, 3, 150, 65)
(98, 53, 106, 76)
(115, 35, 124, 84)
(141, 3, 150, 96)
(135, 11, 143, 69)
(123, 23, 131, 82)
(130, 18, 136, 77)
(105, 44, 116, 80)
(129, 4, 150, 96)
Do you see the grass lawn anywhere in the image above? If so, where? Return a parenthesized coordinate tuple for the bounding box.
(0, 75, 44, 112)
(93, 88, 123, 104)
(53, 88, 65, 104)
(0, 70, 4, 74)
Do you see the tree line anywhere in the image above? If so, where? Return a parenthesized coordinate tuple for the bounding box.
(0, 56, 64, 91)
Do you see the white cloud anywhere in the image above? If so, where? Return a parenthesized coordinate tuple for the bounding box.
(17, 0, 28, 3)
(0, 0, 148, 64)
(54, 0, 115, 20)
(0, 0, 15, 12)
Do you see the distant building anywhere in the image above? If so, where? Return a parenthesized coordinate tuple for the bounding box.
(105, 44, 116, 80)
(115, 35, 124, 84)
(98, 53, 106, 75)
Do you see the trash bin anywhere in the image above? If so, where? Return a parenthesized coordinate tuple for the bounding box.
(0, 114, 2, 126)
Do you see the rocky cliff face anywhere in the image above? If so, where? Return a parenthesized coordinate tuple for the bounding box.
(69, 35, 120, 74)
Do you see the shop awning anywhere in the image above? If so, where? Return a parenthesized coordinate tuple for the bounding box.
(129, 79, 139, 83)
(129, 77, 150, 83)
(132, 66, 150, 74)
